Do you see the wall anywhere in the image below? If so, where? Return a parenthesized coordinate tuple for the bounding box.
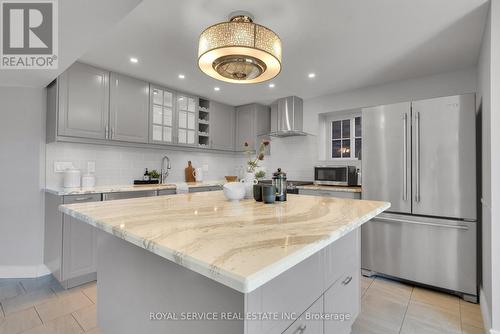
(45, 142, 240, 188)
(0, 87, 47, 277)
(258, 67, 477, 180)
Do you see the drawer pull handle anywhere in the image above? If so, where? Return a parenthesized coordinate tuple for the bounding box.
(342, 276, 353, 285)
(294, 324, 307, 334)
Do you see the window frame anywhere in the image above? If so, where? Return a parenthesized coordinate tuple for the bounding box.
(328, 115, 362, 161)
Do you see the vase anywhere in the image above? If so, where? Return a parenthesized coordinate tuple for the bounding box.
(240, 172, 258, 199)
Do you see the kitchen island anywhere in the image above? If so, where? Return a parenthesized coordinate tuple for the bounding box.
(60, 191, 389, 334)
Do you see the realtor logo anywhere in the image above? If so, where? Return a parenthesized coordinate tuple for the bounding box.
(1, 0, 58, 69)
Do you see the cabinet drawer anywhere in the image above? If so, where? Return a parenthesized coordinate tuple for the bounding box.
(157, 189, 176, 196)
(63, 193, 101, 204)
(324, 267, 360, 334)
(282, 296, 323, 334)
(323, 230, 359, 289)
(299, 189, 360, 199)
(189, 186, 221, 193)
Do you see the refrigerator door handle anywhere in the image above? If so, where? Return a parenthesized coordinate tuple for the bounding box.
(415, 111, 421, 202)
(375, 216, 469, 231)
(402, 113, 408, 201)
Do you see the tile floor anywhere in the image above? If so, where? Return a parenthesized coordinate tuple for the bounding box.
(353, 275, 485, 334)
(0, 274, 485, 334)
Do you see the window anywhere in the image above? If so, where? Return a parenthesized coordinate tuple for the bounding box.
(331, 116, 362, 159)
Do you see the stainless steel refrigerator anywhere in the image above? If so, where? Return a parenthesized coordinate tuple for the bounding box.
(361, 94, 477, 302)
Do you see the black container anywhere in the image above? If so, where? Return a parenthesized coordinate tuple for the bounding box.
(253, 184, 263, 202)
(262, 185, 276, 204)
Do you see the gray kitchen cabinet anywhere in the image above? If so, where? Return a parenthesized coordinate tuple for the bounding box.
(299, 188, 361, 199)
(157, 189, 177, 196)
(109, 72, 150, 143)
(44, 193, 101, 289)
(56, 62, 109, 140)
(189, 185, 222, 193)
(282, 296, 324, 334)
(150, 85, 175, 145)
(235, 103, 270, 151)
(102, 190, 157, 201)
(210, 101, 235, 151)
(175, 94, 198, 146)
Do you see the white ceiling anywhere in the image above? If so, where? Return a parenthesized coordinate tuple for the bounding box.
(82, 0, 486, 105)
(0, 0, 142, 88)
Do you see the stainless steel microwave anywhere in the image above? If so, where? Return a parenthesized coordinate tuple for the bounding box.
(314, 166, 358, 186)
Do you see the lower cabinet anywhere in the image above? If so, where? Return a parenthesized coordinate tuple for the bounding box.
(282, 296, 324, 334)
(299, 189, 361, 199)
(189, 185, 222, 193)
(324, 268, 361, 334)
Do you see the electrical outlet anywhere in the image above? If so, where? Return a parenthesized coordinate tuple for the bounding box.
(54, 161, 74, 173)
(87, 161, 96, 173)
(202, 164, 209, 172)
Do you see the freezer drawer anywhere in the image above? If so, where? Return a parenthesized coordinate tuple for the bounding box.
(361, 213, 477, 297)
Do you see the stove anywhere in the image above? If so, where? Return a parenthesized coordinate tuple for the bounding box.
(258, 180, 313, 194)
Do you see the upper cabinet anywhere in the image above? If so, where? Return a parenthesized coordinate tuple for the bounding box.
(56, 62, 109, 139)
(109, 73, 150, 143)
(175, 94, 198, 146)
(210, 101, 235, 151)
(47, 62, 238, 152)
(150, 86, 175, 145)
(235, 103, 270, 151)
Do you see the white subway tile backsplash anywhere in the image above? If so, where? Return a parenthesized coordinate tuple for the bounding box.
(46, 142, 239, 188)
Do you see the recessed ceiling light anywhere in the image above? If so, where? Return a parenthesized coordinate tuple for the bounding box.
(308, 73, 316, 78)
(129, 57, 138, 63)
(214, 87, 220, 91)
(269, 83, 275, 88)
(178, 74, 185, 79)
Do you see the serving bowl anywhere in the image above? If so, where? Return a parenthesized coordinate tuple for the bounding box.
(223, 182, 246, 202)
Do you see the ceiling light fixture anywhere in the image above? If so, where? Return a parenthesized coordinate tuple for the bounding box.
(308, 73, 316, 78)
(198, 11, 282, 84)
(269, 83, 275, 88)
(178, 74, 185, 79)
(214, 87, 220, 91)
(130, 57, 138, 63)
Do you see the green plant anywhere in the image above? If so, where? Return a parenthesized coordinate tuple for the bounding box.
(244, 139, 270, 173)
(149, 169, 160, 179)
(255, 170, 266, 179)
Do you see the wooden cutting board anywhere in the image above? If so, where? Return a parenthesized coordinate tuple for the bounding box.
(185, 161, 196, 182)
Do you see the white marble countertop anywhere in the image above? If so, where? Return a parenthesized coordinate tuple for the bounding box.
(297, 184, 362, 193)
(45, 180, 224, 196)
(60, 192, 389, 293)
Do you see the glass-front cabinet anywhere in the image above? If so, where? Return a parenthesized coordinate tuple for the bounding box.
(149, 86, 198, 146)
(176, 94, 197, 146)
(151, 86, 174, 144)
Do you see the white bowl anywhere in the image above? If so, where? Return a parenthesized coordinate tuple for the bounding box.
(223, 182, 246, 202)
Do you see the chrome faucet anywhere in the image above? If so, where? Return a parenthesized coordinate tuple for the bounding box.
(160, 155, 171, 184)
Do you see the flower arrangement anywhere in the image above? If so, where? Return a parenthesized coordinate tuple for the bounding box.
(244, 140, 270, 176)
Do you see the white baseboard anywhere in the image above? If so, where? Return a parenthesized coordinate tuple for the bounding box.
(490, 330, 500, 334)
(479, 288, 500, 334)
(0, 264, 50, 278)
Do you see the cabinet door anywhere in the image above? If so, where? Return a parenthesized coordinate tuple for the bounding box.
(57, 62, 109, 139)
(282, 296, 323, 334)
(109, 73, 150, 143)
(211, 101, 235, 151)
(235, 105, 255, 151)
(62, 215, 97, 281)
(324, 269, 360, 334)
(176, 94, 198, 146)
(150, 86, 175, 145)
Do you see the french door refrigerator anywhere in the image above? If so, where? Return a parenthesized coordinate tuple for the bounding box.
(361, 94, 477, 302)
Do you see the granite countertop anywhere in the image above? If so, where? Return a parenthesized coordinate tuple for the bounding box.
(296, 184, 362, 193)
(45, 180, 225, 196)
(60, 191, 389, 293)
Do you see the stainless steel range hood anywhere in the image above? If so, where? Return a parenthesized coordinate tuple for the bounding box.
(269, 96, 307, 137)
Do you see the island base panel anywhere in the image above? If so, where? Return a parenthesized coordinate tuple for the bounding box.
(97, 231, 245, 334)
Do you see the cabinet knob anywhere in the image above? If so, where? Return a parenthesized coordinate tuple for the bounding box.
(342, 276, 353, 285)
(295, 324, 307, 334)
